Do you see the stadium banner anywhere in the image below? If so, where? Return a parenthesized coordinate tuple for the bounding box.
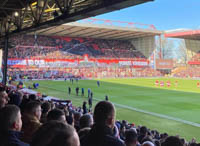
(188, 61, 200, 65)
(7, 58, 149, 68)
(155, 59, 173, 69)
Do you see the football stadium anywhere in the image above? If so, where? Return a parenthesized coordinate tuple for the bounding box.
(0, 0, 200, 146)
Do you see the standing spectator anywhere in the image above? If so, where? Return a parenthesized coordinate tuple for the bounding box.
(81, 88, 84, 96)
(0, 105, 29, 146)
(81, 101, 125, 146)
(68, 87, 71, 95)
(76, 87, 79, 96)
(22, 101, 42, 143)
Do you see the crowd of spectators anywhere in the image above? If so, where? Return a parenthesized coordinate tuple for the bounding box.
(172, 67, 200, 78)
(0, 83, 199, 146)
(8, 35, 145, 59)
(9, 35, 58, 59)
(188, 53, 200, 63)
(7, 67, 163, 80)
(171, 53, 200, 78)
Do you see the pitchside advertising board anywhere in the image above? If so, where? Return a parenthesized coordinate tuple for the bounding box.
(155, 59, 173, 69)
(7, 58, 149, 68)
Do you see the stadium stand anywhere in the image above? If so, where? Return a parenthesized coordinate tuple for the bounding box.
(172, 53, 200, 78)
(9, 35, 145, 59)
(7, 35, 161, 79)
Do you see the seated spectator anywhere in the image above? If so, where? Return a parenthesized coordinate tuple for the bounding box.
(0, 89, 9, 109)
(161, 136, 183, 146)
(31, 121, 80, 146)
(0, 105, 29, 146)
(22, 101, 42, 143)
(47, 108, 66, 122)
(81, 101, 125, 146)
(125, 129, 138, 146)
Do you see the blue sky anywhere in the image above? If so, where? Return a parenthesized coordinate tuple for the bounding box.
(94, 0, 200, 31)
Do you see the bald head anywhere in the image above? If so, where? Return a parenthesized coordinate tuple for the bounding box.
(142, 141, 155, 146)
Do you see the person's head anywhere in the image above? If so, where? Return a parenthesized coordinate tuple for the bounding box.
(0, 105, 22, 133)
(162, 136, 183, 146)
(79, 114, 93, 129)
(74, 112, 82, 123)
(0, 90, 9, 109)
(31, 121, 80, 146)
(47, 109, 66, 122)
(29, 94, 38, 101)
(125, 129, 138, 146)
(41, 102, 51, 114)
(93, 101, 115, 129)
(8, 90, 23, 106)
(140, 126, 148, 136)
(25, 101, 42, 120)
(142, 141, 155, 146)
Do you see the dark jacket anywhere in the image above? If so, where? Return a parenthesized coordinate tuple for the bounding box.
(0, 130, 29, 146)
(81, 124, 125, 146)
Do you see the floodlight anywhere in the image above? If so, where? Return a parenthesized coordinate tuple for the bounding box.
(14, 12, 19, 17)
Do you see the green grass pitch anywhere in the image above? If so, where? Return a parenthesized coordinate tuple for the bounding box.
(24, 78, 200, 141)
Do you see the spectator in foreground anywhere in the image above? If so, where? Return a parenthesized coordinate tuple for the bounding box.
(47, 108, 66, 122)
(81, 101, 125, 146)
(138, 126, 148, 144)
(31, 121, 80, 146)
(79, 114, 93, 130)
(161, 136, 183, 146)
(0, 105, 29, 146)
(142, 141, 155, 146)
(0, 89, 9, 109)
(125, 129, 138, 146)
(40, 101, 51, 123)
(21, 101, 42, 143)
